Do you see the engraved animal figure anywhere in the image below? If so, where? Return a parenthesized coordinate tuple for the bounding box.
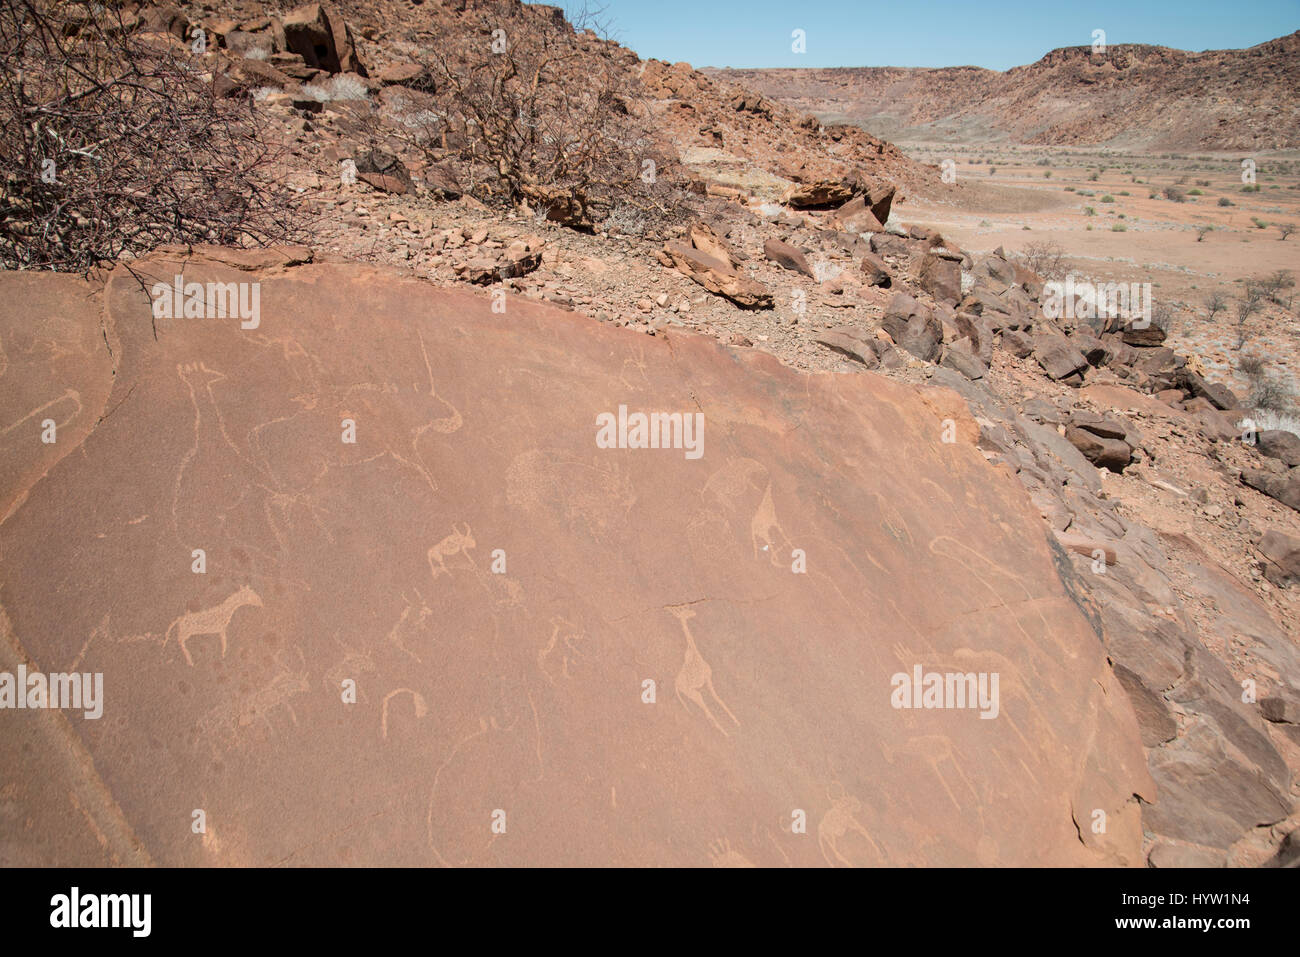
(670, 606, 739, 736)
(538, 617, 587, 683)
(166, 586, 263, 666)
(818, 788, 883, 867)
(751, 482, 790, 564)
(427, 523, 476, 579)
(195, 648, 308, 755)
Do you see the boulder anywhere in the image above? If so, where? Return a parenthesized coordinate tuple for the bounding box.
(1257, 430, 1300, 467)
(138, 4, 190, 39)
(0, 248, 1153, 866)
(1033, 334, 1089, 381)
(688, 222, 736, 268)
(1177, 370, 1240, 410)
(283, 2, 367, 76)
(376, 62, 434, 91)
(762, 238, 815, 278)
(1258, 530, 1300, 586)
(1071, 333, 1110, 366)
(880, 292, 942, 362)
(999, 330, 1033, 359)
(354, 148, 413, 194)
(865, 182, 896, 224)
(816, 328, 879, 367)
(859, 251, 890, 287)
(1121, 320, 1167, 347)
(662, 242, 773, 309)
(1065, 426, 1132, 472)
(941, 342, 986, 380)
(781, 179, 854, 209)
(1261, 694, 1300, 724)
(952, 313, 994, 366)
(829, 195, 884, 234)
(917, 252, 961, 305)
(1241, 467, 1300, 512)
(1144, 719, 1290, 849)
(1068, 411, 1131, 442)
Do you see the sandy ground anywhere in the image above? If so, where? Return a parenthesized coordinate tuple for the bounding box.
(898, 144, 1300, 405)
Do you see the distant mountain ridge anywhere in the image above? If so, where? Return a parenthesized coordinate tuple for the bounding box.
(708, 32, 1300, 151)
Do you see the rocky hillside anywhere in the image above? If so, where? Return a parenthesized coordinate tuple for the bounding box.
(2, 1, 1300, 867)
(713, 32, 1300, 151)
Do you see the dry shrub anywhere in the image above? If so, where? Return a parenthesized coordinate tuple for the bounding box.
(405, 2, 681, 230)
(0, 0, 300, 272)
(1018, 240, 1067, 281)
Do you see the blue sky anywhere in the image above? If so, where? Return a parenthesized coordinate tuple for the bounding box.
(568, 0, 1300, 70)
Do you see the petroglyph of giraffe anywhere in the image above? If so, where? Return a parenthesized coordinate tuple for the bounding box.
(670, 605, 739, 736)
(751, 481, 791, 564)
(427, 523, 476, 580)
(415, 331, 464, 436)
(165, 585, 263, 666)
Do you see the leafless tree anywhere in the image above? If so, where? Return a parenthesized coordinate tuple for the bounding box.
(1234, 287, 1263, 349)
(1205, 290, 1226, 320)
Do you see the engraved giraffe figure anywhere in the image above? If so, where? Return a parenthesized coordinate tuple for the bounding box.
(670, 606, 739, 736)
(166, 585, 263, 666)
(427, 523, 476, 579)
(751, 481, 789, 564)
